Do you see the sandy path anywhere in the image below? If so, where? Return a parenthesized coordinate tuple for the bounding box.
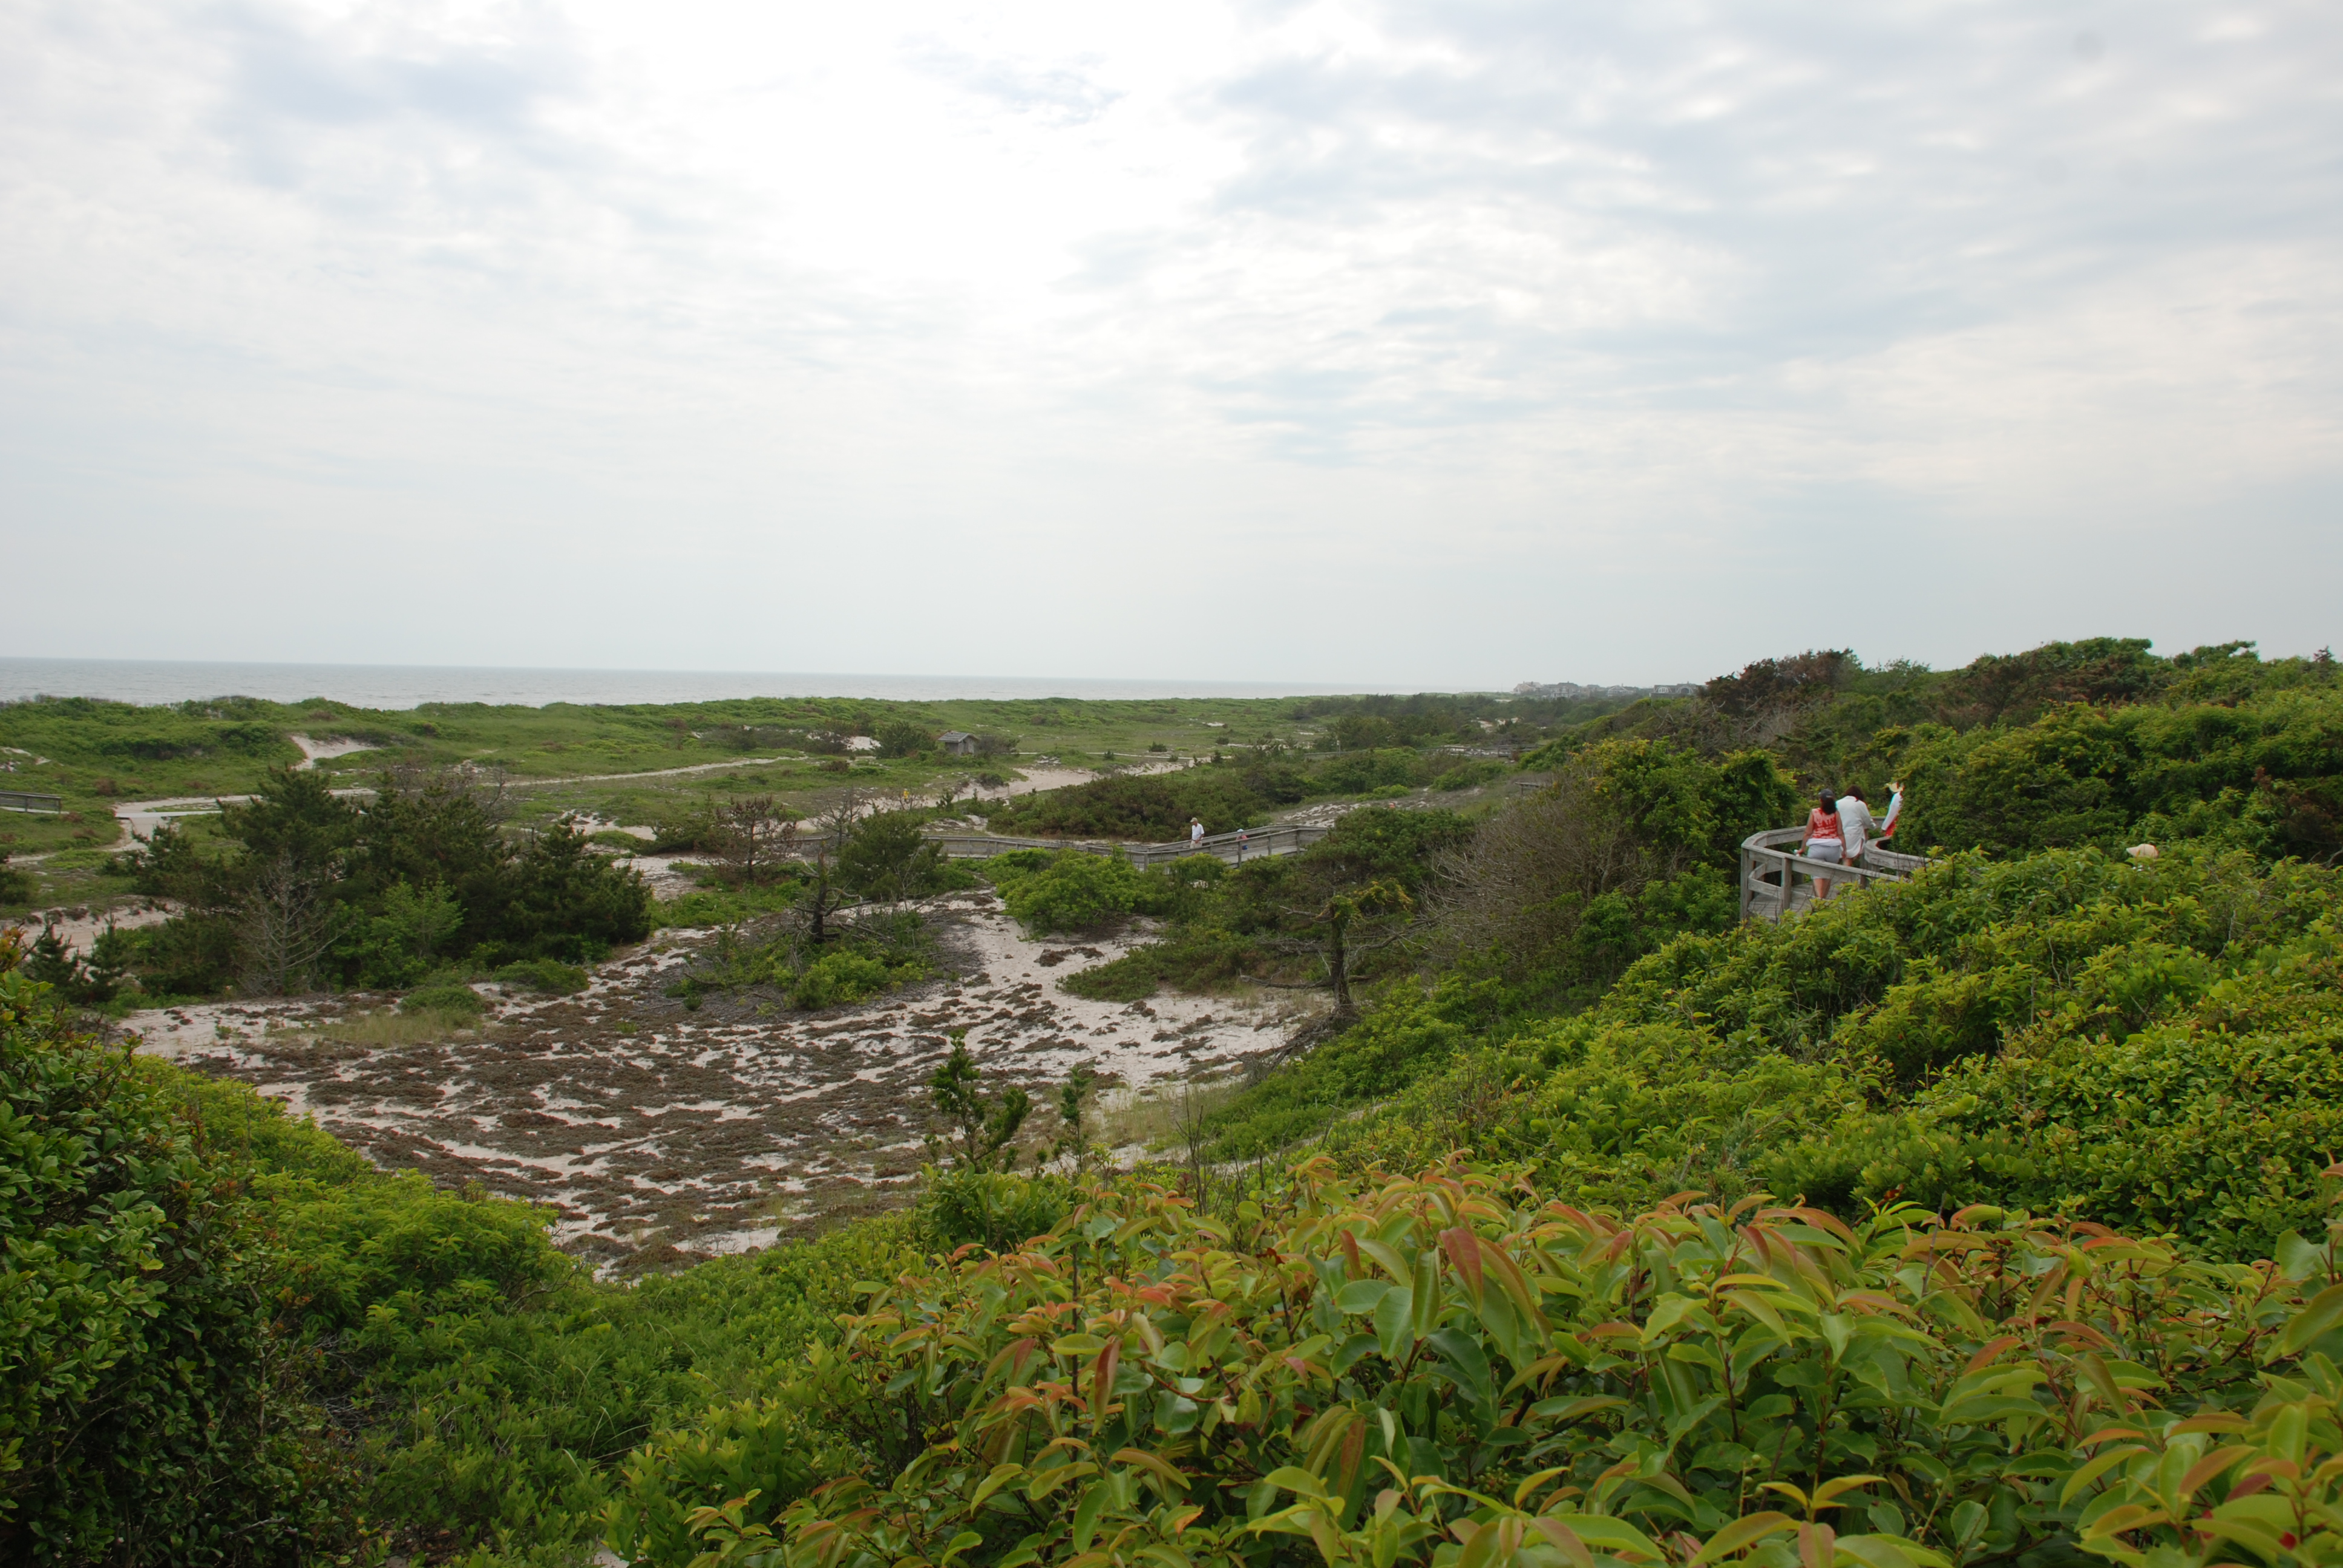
(129, 893, 1300, 1273)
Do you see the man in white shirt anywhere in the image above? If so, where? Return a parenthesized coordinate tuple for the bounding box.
(1190, 817, 1205, 847)
(1835, 782, 1904, 866)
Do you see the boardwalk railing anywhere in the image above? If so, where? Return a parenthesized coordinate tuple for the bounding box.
(0, 790, 64, 814)
(1739, 826, 1928, 922)
(922, 833, 1122, 860)
(917, 823, 1329, 867)
(1124, 823, 1329, 867)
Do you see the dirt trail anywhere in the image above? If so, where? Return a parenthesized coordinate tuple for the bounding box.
(130, 893, 1298, 1272)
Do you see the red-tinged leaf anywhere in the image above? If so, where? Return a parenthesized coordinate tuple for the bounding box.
(1090, 1337, 1120, 1417)
(2175, 1446, 2254, 1506)
(2168, 1413, 2251, 1435)
(1535, 1518, 1596, 1568)
(1965, 1335, 2022, 1373)
(1113, 1448, 1191, 1496)
(1442, 1227, 1486, 1305)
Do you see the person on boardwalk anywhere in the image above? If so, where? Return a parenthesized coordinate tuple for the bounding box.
(1803, 791, 1844, 900)
(1189, 817, 1205, 848)
(1835, 780, 1905, 867)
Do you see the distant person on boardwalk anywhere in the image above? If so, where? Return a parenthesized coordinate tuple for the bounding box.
(1190, 817, 1205, 848)
(1835, 781, 1905, 867)
(1803, 791, 1843, 900)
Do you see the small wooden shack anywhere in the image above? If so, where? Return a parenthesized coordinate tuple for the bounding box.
(938, 731, 978, 757)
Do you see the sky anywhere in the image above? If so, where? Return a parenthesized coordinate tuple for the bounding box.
(2, 0, 2339, 690)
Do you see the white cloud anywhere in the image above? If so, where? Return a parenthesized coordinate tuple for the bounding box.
(0, 0, 2338, 685)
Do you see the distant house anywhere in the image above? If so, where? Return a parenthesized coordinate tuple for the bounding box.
(939, 731, 978, 757)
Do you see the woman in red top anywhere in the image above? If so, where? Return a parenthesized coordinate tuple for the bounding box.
(1802, 791, 1843, 901)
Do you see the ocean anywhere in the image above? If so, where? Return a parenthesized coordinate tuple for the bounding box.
(0, 657, 1368, 711)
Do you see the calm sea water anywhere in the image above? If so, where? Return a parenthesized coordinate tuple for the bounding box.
(0, 657, 1366, 711)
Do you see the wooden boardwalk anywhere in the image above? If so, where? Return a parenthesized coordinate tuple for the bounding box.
(922, 822, 1329, 867)
(1739, 826, 1927, 921)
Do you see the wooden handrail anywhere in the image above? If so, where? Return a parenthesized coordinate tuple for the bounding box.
(918, 822, 1330, 865)
(1739, 825, 1925, 922)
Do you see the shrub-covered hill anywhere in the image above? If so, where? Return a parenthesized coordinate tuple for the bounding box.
(1527, 638, 2343, 863)
(1274, 842, 2343, 1261)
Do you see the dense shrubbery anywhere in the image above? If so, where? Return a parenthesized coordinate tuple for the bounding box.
(986, 769, 1273, 840)
(664, 912, 929, 1012)
(837, 808, 974, 900)
(1532, 639, 2343, 865)
(987, 851, 1184, 934)
(114, 765, 652, 998)
(683, 1157, 2343, 1568)
(1312, 844, 2343, 1263)
(1, 945, 914, 1564)
(0, 963, 342, 1564)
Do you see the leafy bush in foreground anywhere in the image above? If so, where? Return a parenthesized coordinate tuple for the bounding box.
(0, 967, 341, 1566)
(684, 1157, 2343, 1568)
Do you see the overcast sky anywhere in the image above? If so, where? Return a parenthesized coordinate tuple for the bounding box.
(3, 0, 2338, 689)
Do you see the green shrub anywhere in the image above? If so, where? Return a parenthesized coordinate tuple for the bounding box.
(494, 957, 591, 994)
(985, 769, 1267, 840)
(1432, 758, 1506, 790)
(149, 1063, 370, 1184)
(655, 880, 803, 929)
(914, 1167, 1072, 1253)
(1200, 975, 1509, 1157)
(790, 949, 894, 1010)
(1057, 948, 1164, 1000)
(875, 720, 932, 759)
(1060, 927, 1262, 1001)
(0, 969, 348, 1564)
(606, 1398, 852, 1568)
(837, 809, 969, 899)
(1310, 746, 1430, 794)
(989, 851, 1178, 935)
(400, 981, 486, 1019)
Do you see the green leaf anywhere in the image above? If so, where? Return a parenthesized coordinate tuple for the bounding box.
(1411, 1249, 1442, 1340)
(2059, 1445, 2146, 1506)
(1429, 1328, 1493, 1406)
(1641, 1293, 1701, 1345)
(1375, 1285, 1416, 1360)
(2281, 1284, 2343, 1356)
(1265, 1466, 1331, 1499)
(1835, 1535, 1952, 1568)
(1541, 1514, 1668, 1562)
(1691, 1511, 1795, 1564)
(1072, 1479, 1110, 1551)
